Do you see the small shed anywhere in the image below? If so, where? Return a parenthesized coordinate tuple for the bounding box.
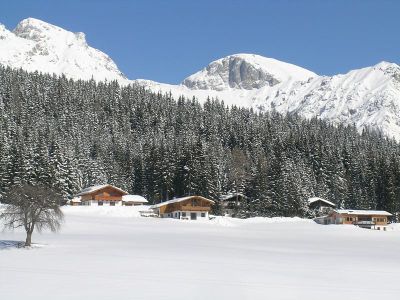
(69, 196, 82, 206)
(219, 193, 246, 217)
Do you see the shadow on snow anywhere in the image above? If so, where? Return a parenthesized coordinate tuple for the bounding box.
(0, 240, 25, 249)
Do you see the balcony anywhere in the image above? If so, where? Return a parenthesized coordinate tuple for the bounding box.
(94, 195, 122, 201)
(354, 221, 375, 226)
(180, 205, 210, 212)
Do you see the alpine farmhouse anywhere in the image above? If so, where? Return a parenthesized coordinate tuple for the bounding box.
(73, 184, 148, 206)
(150, 196, 214, 220)
(316, 209, 392, 230)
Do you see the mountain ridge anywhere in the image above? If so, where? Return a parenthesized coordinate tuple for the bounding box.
(1, 18, 400, 140)
(0, 17, 126, 82)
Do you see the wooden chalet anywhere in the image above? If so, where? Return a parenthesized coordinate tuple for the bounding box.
(75, 184, 148, 206)
(219, 193, 246, 217)
(150, 196, 215, 220)
(315, 209, 392, 230)
(308, 197, 336, 215)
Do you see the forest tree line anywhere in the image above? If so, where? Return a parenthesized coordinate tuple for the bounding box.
(0, 66, 400, 217)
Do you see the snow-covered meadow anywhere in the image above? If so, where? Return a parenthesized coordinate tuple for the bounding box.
(1, 206, 400, 300)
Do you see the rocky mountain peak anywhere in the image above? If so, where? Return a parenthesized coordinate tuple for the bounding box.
(182, 53, 316, 91)
(14, 18, 60, 41)
(0, 17, 125, 81)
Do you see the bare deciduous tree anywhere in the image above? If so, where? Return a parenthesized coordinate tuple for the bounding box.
(0, 184, 64, 247)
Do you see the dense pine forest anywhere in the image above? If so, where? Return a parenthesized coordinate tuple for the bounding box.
(0, 66, 399, 217)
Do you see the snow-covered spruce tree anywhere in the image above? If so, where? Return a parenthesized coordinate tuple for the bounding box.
(1, 65, 400, 216)
(227, 148, 250, 217)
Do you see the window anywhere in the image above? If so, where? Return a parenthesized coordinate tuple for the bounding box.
(110, 202, 115, 206)
(201, 213, 206, 218)
(98, 201, 103, 206)
(192, 199, 199, 207)
(182, 212, 186, 217)
(227, 203, 236, 209)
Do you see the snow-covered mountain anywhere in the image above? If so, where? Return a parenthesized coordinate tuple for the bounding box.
(181, 53, 316, 90)
(0, 18, 126, 82)
(134, 54, 318, 108)
(1, 18, 400, 140)
(266, 61, 400, 139)
(137, 56, 400, 140)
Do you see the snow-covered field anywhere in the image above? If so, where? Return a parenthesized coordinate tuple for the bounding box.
(1, 206, 400, 300)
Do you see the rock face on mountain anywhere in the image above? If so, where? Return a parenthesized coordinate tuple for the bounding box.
(0, 18, 126, 81)
(145, 57, 400, 140)
(182, 54, 316, 91)
(1, 18, 400, 140)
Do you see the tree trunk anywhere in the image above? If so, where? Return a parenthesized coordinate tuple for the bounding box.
(25, 231, 32, 247)
(235, 182, 239, 217)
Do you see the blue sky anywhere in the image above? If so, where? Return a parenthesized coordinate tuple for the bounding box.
(1, 0, 399, 83)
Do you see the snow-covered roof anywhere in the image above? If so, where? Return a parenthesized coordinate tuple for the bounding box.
(335, 209, 392, 216)
(76, 184, 128, 196)
(220, 193, 246, 201)
(308, 197, 336, 207)
(122, 195, 148, 203)
(150, 196, 215, 209)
